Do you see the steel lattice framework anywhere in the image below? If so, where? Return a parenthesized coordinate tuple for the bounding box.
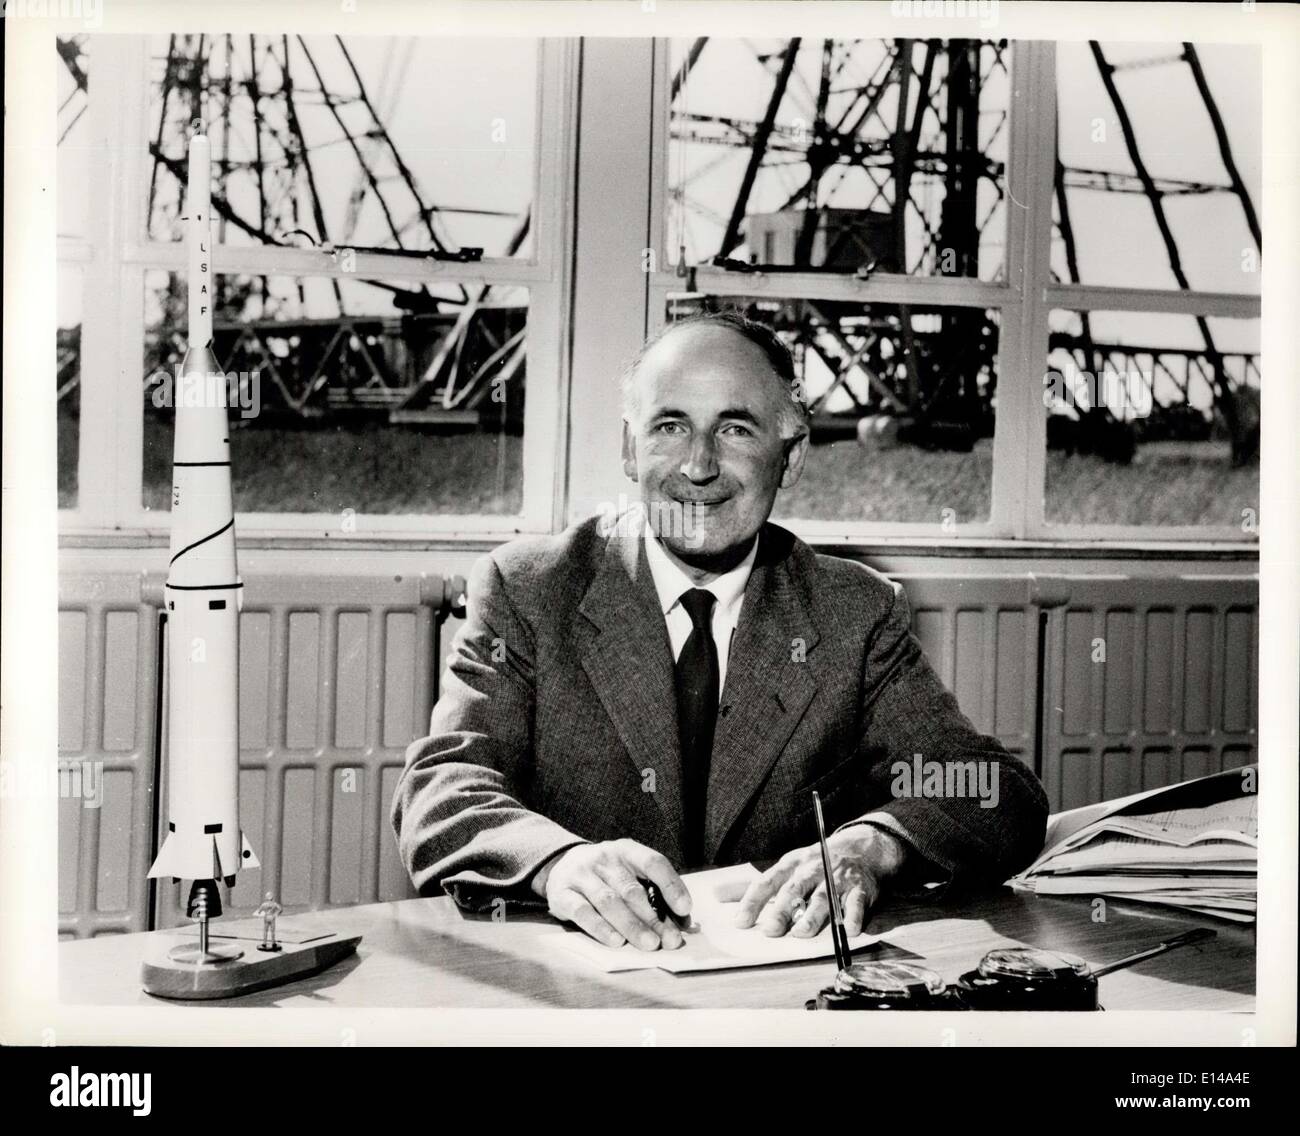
(667, 38, 1261, 461)
(60, 33, 528, 428)
(57, 36, 1260, 460)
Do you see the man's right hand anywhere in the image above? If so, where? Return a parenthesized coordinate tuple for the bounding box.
(532, 840, 692, 951)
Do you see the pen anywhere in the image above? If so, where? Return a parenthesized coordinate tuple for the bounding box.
(1089, 927, 1216, 977)
(812, 790, 852, 971)
(639, 877, 689, 930)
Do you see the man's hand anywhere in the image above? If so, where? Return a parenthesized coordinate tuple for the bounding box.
(734, 825, 908, 938)
(532, 840, 692, 951)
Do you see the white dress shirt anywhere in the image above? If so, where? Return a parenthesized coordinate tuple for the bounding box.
(642, 521, 758, 700)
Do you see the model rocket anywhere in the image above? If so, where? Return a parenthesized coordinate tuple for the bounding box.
(148, 133, 259, 888)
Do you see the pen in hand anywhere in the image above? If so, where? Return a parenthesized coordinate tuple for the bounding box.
(640, 877, 692, 932)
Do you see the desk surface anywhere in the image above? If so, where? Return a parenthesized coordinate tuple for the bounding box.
(60, 887, 1255, 1011)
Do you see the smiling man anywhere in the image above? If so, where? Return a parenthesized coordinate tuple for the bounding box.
(392, 310, 1048, 952)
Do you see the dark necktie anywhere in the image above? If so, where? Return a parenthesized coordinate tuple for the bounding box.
(675, 588, 719, 868)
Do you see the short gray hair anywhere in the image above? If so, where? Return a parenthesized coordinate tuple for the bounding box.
(620, 310, 810, 438)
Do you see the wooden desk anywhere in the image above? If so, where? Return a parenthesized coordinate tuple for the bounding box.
(59, 887, 1254, 1011)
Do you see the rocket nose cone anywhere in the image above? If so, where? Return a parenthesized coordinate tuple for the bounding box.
(182, 343, 222, 376)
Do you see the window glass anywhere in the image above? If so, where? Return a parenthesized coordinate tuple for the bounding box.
(1053, 42, 1261, 295)
(142, 270, 527, 517)
(667, 38, 1011, 281)
(57, 36, 91, 241)
(58, 266, 84, 509)
(663, 294, 999, 525)
(57, 35, 89, 510)
(1044, 309, 1259, 529)
(143, 35, 538, 258)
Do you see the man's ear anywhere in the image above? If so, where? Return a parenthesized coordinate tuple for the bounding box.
(779, 427, 810, 489)
(620, 417, 639, 482)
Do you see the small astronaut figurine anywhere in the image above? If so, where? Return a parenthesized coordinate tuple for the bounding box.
(254, 892, 283, 952)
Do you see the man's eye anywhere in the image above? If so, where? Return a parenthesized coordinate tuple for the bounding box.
(654, 421, 686, 434)
(720, 423, 754, 437)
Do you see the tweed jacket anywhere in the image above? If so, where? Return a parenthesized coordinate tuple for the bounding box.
(391, 514, 1049, 910)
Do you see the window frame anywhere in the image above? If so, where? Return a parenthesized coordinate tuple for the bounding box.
(57, 36, 1262, 549)
(59, 34, 578, 542)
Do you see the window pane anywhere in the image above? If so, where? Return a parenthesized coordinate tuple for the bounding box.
(1054, 42, 1261, 294)
(144, 35, 537, 258)
(142, 270, 527, 516)
(662, 294, 999, 524)
(1044, 309, 1259, 529)
(57, 36, 90, 241)
(667, 38, 1011, 280)
(58, 266, 84, 509)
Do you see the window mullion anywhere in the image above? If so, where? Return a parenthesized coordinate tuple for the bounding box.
(992, 40, 1056, 540)
(564, 37, 658, 526)
(77, 35, 148, 530)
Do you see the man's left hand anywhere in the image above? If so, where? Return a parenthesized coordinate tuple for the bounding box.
(733, 825, 909, 938)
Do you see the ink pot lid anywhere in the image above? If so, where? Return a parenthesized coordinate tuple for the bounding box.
(833, 961, 947, 1001)
(975, 947, 1091, 981)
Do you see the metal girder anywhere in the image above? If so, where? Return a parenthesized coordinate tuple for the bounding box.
(719, 38, 801, 257)
(1181, 43, 1261, 251)
(1089, 41, 1238, 438)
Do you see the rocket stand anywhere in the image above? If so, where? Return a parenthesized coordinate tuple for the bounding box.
(166, 881, 244, 966)
(141, 878, 361, 1001)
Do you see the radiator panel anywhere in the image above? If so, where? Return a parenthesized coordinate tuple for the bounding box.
(57, 571, 449, 937)
(1038, 578, 1258, 812)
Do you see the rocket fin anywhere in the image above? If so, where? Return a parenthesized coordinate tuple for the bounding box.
(239, 830, 261, 870)
(147, 832, 183, 880)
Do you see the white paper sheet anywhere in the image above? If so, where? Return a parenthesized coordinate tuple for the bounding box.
(541, 864, 1025, 974)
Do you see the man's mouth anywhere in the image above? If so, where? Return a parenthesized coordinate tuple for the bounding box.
(672, 494, 730, 508)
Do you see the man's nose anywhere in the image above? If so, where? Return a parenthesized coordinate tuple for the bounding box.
(680, 432, 719, 482)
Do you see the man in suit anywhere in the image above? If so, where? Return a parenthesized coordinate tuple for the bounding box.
(392, 312, 1048, 952)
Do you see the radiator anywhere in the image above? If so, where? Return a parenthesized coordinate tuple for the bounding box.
(899, 575, 1042, 771)
(1034, 575, 1258, 812)
(57, 570, 462, 938)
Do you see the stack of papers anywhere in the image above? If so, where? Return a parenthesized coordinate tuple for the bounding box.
(1010, 769, 1257, 922)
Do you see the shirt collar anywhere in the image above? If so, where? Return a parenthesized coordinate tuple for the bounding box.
(642, 515, 758, 624)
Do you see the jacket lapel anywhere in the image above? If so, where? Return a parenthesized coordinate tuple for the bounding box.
(576, 517, 822, 869)
(577, 520, 686, 863)
(703, 525, 820, 864)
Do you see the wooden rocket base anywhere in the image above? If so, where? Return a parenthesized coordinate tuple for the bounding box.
(141, 920, 361, 1001)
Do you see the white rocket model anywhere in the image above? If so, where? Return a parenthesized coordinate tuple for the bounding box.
(148, 133, 259, 887)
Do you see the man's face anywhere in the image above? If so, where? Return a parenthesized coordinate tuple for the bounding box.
(621, 324, 808, 569)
